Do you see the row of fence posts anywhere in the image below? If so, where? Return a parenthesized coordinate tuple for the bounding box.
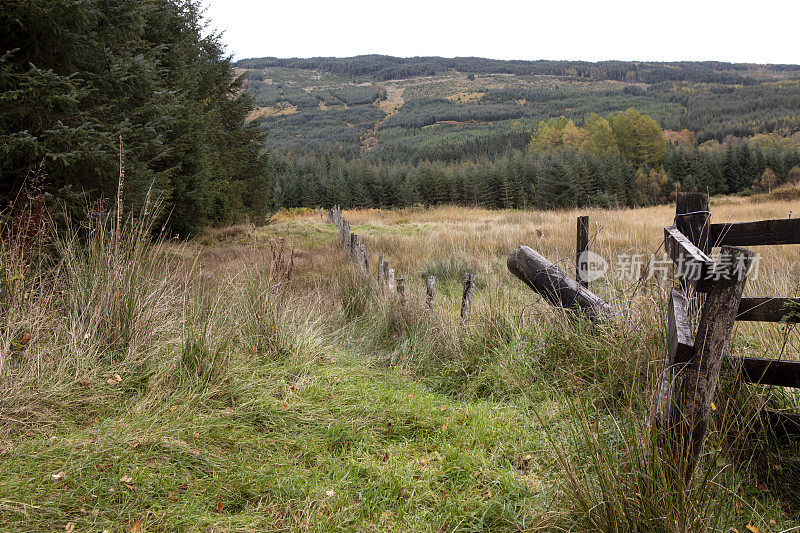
(326, 206, 475, 325)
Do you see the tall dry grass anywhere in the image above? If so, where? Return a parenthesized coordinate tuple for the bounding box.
(1, 195, 798, 531)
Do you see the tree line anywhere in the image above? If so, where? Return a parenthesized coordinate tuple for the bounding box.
(270, 112, 800, 211)
(1, 0, 272, 235)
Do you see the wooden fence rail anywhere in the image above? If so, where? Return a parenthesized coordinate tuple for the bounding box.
(661, 192, 800, 482)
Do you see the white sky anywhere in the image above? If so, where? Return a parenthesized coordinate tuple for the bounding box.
(200, 0, 800, 65)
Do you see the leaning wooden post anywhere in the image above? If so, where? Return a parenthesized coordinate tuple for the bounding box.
(387, 268, 396, 293)
(396, 277, 405, 304)
(507, 246, 616, 318)
(377, 254, 385, 287)
(460, 272, 475, 325)
(426, 276, 436, 311)
(672, 245, 753, 482)
(576, 215, 589, 289)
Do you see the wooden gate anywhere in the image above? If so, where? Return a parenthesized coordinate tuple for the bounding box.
(657, 192, 800, 477)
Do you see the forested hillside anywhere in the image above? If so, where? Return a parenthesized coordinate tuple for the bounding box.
(1, 0, 272, 235)
(239, 55, 800, 210)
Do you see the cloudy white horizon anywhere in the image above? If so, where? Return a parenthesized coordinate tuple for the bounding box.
(200, 0, 800, 65)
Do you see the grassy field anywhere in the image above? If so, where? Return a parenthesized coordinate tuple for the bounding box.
(1, 196, 799, 532)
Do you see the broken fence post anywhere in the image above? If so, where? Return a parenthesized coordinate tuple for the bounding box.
(426, 276, 436, 311)
(387, 268, 396, 293)
(377, 254, 384, 287)
(507, 245, 616, 319)
(396, 277, 405, 304)
(361, 244, 369, 276)
(349, 234, 358, 262)
(460, 272, 475, 325)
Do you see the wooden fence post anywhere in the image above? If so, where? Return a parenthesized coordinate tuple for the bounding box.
(426, 276, 436, 311)
(576, 215, 589, 288)
(349, 234, 358, 262)
(387, 268, 395, 293)
(377, 254, 384, 287)
(675, 192, 710, 312)
(396, 277, 405, 304)
(361, 244, 369, 276)
(461, 272, 475, 325)
(672, 245, 753, 481)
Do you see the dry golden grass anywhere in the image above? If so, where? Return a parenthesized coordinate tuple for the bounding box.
(267, 198, 799, 363)
(4, 198, 799, 532)
(315, 198, 798, 291)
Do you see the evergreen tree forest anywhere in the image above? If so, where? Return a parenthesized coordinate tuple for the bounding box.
(241, 56, 800, 211)
(1, 0, 272, 235)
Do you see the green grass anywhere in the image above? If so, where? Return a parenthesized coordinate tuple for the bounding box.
(1, 358, 559, 531)
(2, 205, 799, 532)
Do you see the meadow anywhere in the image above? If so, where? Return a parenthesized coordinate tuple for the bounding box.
(1, 195, 799, 532)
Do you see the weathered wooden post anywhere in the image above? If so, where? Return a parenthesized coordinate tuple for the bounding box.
(460, 272, 475, 325)
(576, 215, 589, 289)
(507, 246, 616, 318)
(387, 268, 396, 293)
(396, 277, 405, 304)
(377, 254, 384, 287)
(672, 245, 753, 481)
(349, 234, 358, 262)
(361, 244, 369, 276)
(426, 276, 436, 311)
(675, 192, 710, 312)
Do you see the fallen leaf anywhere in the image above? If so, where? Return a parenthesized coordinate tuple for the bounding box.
(711, 402, 716, 411)
(215, 502, 224, 513)
(65, 522, 75, 533)
(130, 518, 142, 533)
(125, 484, 134, 490)
(746, 525, 759, 533)
(113, 374, 122, 382)
(77, 380, 91, 388)
(120, 475, 133, 483)
(106, 378, 117, 385)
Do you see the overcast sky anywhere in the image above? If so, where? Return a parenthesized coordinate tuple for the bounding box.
(200, 0, 800, 65)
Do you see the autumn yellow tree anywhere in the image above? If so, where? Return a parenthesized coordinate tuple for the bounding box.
(755, 167, 778, 192)
(608, 108, 666, 167)
(584, 113, 618, 153)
